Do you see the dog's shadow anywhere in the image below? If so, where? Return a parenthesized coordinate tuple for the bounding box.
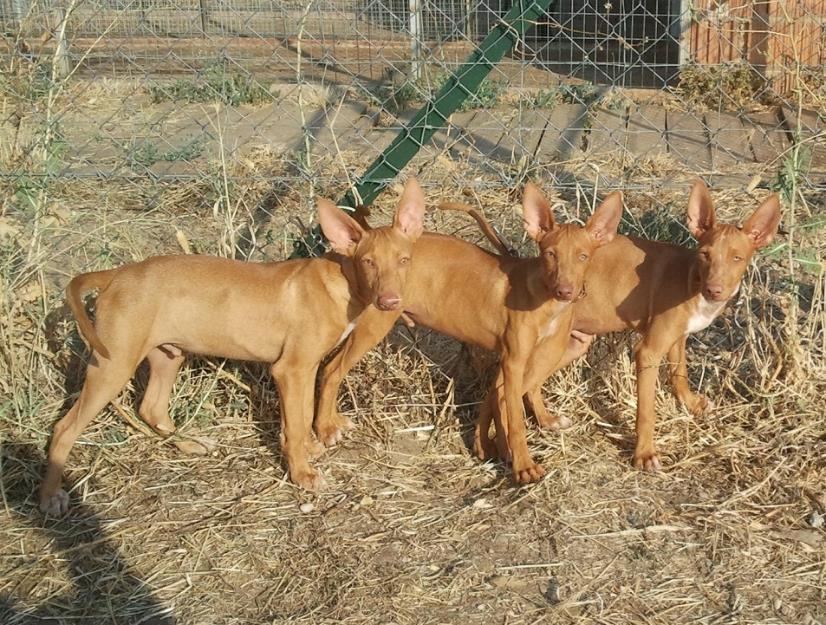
(0, 442, 175, 625)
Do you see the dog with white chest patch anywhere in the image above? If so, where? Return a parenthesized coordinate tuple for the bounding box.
(477, 180, 782, 474)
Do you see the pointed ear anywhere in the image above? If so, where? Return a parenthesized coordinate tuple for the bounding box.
(742, 193, 781, 249)
(686, 180, 716, 239)
(522, 182, 556, 243)
(318, 198, 365, 256)
(586, 191, 623, 245)
(393, 177, 425, 241)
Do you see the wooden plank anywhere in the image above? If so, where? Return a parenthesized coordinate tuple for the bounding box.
(534, 104, 590, 162)
(666, 111, 712, 170)
(440, 109, 509, 163)
(741, 109, 788, 165)
(586, 107, 628, 157)
(625, 104, 668, 155)
(705, 111, 753, 170)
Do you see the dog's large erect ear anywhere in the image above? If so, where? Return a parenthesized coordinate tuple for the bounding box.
(686, 180, 717, 239)
(522, 182, 556, 243)
(742, 193, 782, 249)
(586, 191, 623, 246)
(318, 198, 365, 256)
(393, 177, 426, 241)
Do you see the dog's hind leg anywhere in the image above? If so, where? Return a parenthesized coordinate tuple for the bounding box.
(139, 346, 185, 436)
(40, 352, 142, 515)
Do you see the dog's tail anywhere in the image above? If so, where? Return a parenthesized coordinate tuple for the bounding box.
(437, 201, 516, 257)
(66, 269, 117, 359)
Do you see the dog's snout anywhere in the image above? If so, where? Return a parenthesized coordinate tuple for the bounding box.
(376, 293, 401, 311)
(704, 283, 724, 300)
(555, 284, 575, 301)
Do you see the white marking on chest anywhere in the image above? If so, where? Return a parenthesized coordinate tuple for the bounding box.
(685, 298, 727, 334)
(335, 322, 357, 348)
(539, 303, 570, 340)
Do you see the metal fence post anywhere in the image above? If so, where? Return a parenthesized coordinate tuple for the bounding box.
(409, 0, 423, 81)
(199, 0, 209, 37)
(54, 5, 70, 78)
(11, 0, 28, 28)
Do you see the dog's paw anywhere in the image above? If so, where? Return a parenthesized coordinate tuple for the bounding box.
(40, 489, 70, 516)
(678, 391, 713, 416)
(173, 436, 217, 456)
(633, 451, 662, 472)
(543, 414, 572, 431)
(316, 416, 354, 447)
(292, 467, 328, 491)
(513, 461, 545, 484)
(304, 439, 326, 461)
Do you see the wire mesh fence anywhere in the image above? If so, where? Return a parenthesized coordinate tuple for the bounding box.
(1, 0, 824, 234)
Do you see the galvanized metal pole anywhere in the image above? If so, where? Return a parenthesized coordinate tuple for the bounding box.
(409, 0, 423, 81)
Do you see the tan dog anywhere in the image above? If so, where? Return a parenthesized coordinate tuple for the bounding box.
(313, 183, 623, 483)
(477, 181, 782, 474)
(40, 179, 426, 515)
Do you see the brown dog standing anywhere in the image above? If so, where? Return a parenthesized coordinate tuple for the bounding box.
(40, 179, 426, 515)
(314, 183, 623, 482)
(478, 181, 782, 474)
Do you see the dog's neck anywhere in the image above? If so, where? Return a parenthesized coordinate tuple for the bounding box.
(334, 254, 374, 311)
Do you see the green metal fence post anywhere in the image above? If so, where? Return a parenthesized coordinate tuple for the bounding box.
(293, 0, 554, 257)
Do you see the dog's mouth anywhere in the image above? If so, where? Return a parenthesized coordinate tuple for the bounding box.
(376, 297, 402, 311)
(701, 291, 730, 304)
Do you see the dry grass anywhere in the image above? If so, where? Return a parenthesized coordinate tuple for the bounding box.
(0, 138, 824, 624)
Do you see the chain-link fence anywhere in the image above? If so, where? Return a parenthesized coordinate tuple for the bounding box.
(1, 0, 824, 227)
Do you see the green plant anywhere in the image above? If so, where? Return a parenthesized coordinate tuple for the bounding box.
(528, 87, 561, 108)
(523, 83, 602, 109)
(126, 138, 205, 169)
(436, 75, 505, 111)
(676, 63, 766, 110)
(774, 144, 811, 204)
(126, 140, 161, 168)
(163, 138, 205, 162)
(148, 62, 271, 106)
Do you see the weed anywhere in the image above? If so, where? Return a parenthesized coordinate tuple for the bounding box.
(675, 63, 766, 110)
(164, 138, 206, 162)
(523, 83, 603, 109)
(774, 143, 811, 204)
(126, 138, 205, 169)
(148, 62, 272, 106)
(439, 75, 506, 111)
(126, 141, 162, 168)
(369, 80, 424, 114)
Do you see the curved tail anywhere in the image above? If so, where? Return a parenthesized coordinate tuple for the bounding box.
(437, 201, 516, 257)
(66, 269, 116, 359)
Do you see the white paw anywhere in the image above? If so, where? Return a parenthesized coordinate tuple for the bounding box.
(551, 415, 573, 431)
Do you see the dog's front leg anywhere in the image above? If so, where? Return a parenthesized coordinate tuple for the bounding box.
(272, 362, 325, 491)
(315, 309, 398, 446)
(501, 328, 544, 484)
(633, 322, 676, 472)
(667, 335, 712, 416)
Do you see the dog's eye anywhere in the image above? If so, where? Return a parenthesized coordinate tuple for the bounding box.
(545, 250, 556, 258)
(399, 256, 410, 265)
(362, 257, 375, 266)
(733, 255, 743, 262)
(578, 253, 588, 261)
